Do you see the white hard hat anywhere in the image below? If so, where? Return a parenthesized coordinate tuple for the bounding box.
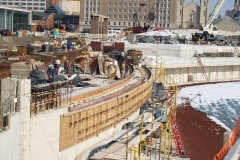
(55, 59, 60, 64)
(121, 52, 125, 56)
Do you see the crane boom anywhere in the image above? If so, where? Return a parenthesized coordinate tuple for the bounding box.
(143, 0, 160, 32)
(203, 0, 225, 34)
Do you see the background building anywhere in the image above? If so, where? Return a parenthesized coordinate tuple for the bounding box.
(79, 0, 209, 32)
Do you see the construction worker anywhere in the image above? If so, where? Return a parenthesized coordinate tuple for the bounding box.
(47, 59, 64, 79)
(117, 52, 126, 79)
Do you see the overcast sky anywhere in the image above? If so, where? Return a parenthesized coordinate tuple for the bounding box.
(185, 0, 235, 16)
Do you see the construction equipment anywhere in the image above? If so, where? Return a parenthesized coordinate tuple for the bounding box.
(125, 26, 133, 36)
(143, 0, 160, 32)
(193, 0, 225, 42)
(202, 0, 225, 35)
(125, 0, 160, 35)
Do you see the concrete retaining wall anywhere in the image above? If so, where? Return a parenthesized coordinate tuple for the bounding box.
(125, 43, 238, 58)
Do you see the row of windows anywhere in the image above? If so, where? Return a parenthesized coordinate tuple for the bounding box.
(84, 20, 170, 28)
(106, 8, 170, 14)
(85, 1, 100, 6)
(108, 2, 171, 7)
(1, 0, 45, 2)
(1, 2, 45, 6)
(109, 15, 170, 20)
(86, 8, 100, 12)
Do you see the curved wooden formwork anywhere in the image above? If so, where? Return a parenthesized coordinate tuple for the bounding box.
(59, 66, 153, 151)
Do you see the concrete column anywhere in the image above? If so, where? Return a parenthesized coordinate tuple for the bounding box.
(11, 11, 14, 31)
(19, 79, 31, 160)
(4, 10, 7, 29)
(102, 18, 109, 38)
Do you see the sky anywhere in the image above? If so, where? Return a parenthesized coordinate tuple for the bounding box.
(185, 0, 235, 16)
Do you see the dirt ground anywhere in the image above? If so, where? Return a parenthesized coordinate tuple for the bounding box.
(0, 36, 54, 49)
(176, 98, 226, 160)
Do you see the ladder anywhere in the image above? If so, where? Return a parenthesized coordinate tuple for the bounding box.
(196, 54, 209, 82)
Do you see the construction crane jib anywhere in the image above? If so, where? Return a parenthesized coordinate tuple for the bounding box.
(203, 0, 225, 35)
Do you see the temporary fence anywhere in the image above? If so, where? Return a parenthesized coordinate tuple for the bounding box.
(213, 117, 240, 160)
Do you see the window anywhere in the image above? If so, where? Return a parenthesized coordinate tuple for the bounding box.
(85, 21, 88, 24)
(133, 9, 136, 13)
(167, 24, 169, 27)
(180, 10, 181, 15)
(124, 3, 126, 7)
(33, 7, 38, 10)
(114, 2, 117, 6)
(90, 2, 92, 5)
(119, 9, 121, 13)
(163, 24, 165, 27)
(97, 8, 99, 12)
(108, 8, 111, 12)
(168, 4, 170, 7)
(8, 2, 13, 5)
(98, 2, 100, 5)
(114, 22, 116, 25)
(90, 8, 92, 11)
(128, 3, 131, 7)
(204, 1, 206, 6)
(119, 2, 121, 6)
(167, 17, 170, 20)
(123, 9, 126, 13)
(114, 15, 116, 19)
(134, 3, 136, 6)
(119, 22, 121, 25)
(128, 9, 131, 13)
(124, 15, 126, 19)
(86, 2, 88, 5)
(128, 22, 131, 26)
(108, 2, 111, 6)
(93, 2, 95, 5)
(14, 2, 18, 5)
(190, 11, 195, 22)
(108, 22, 110, 25)
(114, 8, 116, 12)
(144, 16, 146, 20)
(128, 15, 131, 19)
(144, 10, 147, 13)
(85, 14, 88, 17)
(123, 22, 126, 25)
(86, 8, 88, 11)
(93, 8, 95, 11)
(118, 15, 121, 19)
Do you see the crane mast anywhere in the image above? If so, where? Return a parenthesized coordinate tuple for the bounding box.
(203, 0, 225, 35)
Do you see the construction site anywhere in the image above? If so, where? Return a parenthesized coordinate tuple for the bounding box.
(0, 0, 240, 160)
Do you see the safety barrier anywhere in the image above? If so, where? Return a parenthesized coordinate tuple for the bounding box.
(59, 66, 153, 151)
(213, 117, 240, 160)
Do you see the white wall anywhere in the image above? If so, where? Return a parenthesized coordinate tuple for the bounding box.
(0, 113, 21, 160)
(125, 43, 237, 58)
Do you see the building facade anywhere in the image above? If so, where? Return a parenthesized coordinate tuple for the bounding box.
(0, 0, 59, 11)
(79, 0, 209, 32)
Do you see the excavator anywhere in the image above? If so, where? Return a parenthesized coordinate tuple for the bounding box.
(125, 0, 160, 36)
(193, 0, 225, 42)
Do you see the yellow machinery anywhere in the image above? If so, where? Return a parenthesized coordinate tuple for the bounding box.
(7, 46, 27, 57)
(125, 26, 133, 36)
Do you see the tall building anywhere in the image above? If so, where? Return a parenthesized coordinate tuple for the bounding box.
(80, 0, 209, 32)
(0, 0, 59, 11)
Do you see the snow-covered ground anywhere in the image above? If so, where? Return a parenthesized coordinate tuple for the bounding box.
(178, 82, 240, 131)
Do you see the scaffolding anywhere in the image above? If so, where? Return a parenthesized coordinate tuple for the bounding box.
(154, 54, 183, 159)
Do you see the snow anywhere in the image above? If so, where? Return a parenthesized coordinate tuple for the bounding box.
(178, 82, 240, 130)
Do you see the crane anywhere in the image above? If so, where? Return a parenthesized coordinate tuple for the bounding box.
(143, 0, 160, 32)
(203, 0, 225, 35)
(133, 3, 146, 27)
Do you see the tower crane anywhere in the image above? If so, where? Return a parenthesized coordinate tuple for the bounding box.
(203, 0, 225, 35)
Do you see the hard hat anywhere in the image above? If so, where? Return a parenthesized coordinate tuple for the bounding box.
(55, 59, 60, 64)
(121, 52, 125, 56)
